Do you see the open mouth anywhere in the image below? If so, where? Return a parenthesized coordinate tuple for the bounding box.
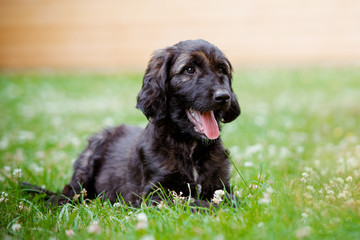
(186, 108, 220, 140)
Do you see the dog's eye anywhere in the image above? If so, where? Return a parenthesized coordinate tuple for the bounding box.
(185, 66, 195, 74)
(218, 67, 227, 74)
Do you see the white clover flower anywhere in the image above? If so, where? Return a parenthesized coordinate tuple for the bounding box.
(314, 160, 321, 168)
(304, 167, 314, 173)
(254, 115, 266, 126)
(258, 198, 271, 204)
(234, 189, 243, 198)
(245, 143, 263, 156)
(65, 229, 75, 237)
(229, 146, 241, 158)
(265, 187, 274, 194)
(19, 201, 25, 211)
(301, 213, 309, 219)
(337, 157, 345, 164)
(18, 130, 35, 142)
(258, 174, 265, 182)
(0, 137, 9, 150)
(103, 117, 115, 127)
(346, 176, 353, 183)
(72, 194, 80, 201)
(258, 187, 274, 204)
(326, 189, 335, 195)
(212, 189, 225, 204)
(0, 192, 8, 203)
(338, 190, 351, 199)
(136, 212, 148, 230)
(279, 147, 291, 158)
(30, 163, 44, 174)
(87, 221, 101, 234)
(125, 211, 134, 221)
(70, 137, 81, 147)
(335, 177, 344, 185)
(268, 144, 277, 157)
(296, 146, 304, 153)
(213, 234, 225, 240)
(4, 166, 11, 172)
(157, 201, 166, 209)
(113, 202, 121, 208)
(214, 189, 225, 198)
(346, 157, 359, 169)
(249, 184, 259, 190)
(301, 172, 309, 178)
(35, 151, 45, 159)
(354, 170, 360, 178)
(11, 223, 21, 232)
(244, 161, 254, 167)
(14, 149, 25, 162)
(306, 186, 315, 192)
(325, 194, 336, 201)
(300, 171, 310, 183)
(295, 226, 311, 239)
(80, 188, 87, 197)
(344, 198, 357, 208)
(320, 169, 328, 176)
(232, 186, 243, 198)
(171, 191, 186, 203)
(329, 218, 342, 225)
(212, 197, 221, 204)
(303, 192, 313, 200)
(140, 235, 155, 240)
(12, 168, 22, 178)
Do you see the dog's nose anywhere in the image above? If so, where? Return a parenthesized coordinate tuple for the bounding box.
(214, 89, 230, 103)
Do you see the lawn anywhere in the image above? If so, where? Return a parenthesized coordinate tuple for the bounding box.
(0, 68, 360, 239)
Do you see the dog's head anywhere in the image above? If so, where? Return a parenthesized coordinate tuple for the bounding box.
(136, 39, 240, 140)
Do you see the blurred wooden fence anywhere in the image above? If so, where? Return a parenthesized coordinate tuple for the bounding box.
(0, 0, 359, 68)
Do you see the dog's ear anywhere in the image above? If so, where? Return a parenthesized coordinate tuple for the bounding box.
(222, 60, 241, 123)
(136, 48, 173, 122)
(222, 90, 241, 123)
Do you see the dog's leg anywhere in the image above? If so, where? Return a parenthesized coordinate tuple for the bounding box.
(20, 182, 57, 198)
(140, 173, 213, 209)
(140, 173, 241, 210)
(50, 128, 116, 206)
(20, 182, 67, 208)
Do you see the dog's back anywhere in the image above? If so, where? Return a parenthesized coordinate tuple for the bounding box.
(52, 125, 143, 205)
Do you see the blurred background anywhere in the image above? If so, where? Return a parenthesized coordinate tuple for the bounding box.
(1, 0, 359, 69)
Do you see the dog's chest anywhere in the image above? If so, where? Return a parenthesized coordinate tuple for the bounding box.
(192, 166, 202, 194)
(189, 142, 204, 194)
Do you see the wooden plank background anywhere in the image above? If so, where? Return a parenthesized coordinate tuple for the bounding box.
(0, 0, 359, 69)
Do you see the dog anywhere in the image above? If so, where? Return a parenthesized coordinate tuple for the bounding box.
(23, 39, 241, 208)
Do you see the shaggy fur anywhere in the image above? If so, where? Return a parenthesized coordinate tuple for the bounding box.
(27, 39, 241, 207)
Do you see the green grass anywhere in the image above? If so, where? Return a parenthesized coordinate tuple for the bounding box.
(1, 68, 360, 239)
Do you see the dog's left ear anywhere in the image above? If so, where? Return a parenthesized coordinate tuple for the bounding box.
(222, 62, 240, 123)
(136, 48, 173, 122)
(222, 90, 241, 123)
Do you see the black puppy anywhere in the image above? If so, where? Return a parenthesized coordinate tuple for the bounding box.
(24, 39, 241, 207)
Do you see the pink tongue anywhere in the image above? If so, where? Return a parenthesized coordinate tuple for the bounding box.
(200, 111, 219, 139)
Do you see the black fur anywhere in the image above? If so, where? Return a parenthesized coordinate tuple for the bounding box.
(28, 39, 241, 207)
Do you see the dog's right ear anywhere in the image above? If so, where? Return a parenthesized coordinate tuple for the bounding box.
(222, 91, 241, 123)
(136, 48, 173, 122)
